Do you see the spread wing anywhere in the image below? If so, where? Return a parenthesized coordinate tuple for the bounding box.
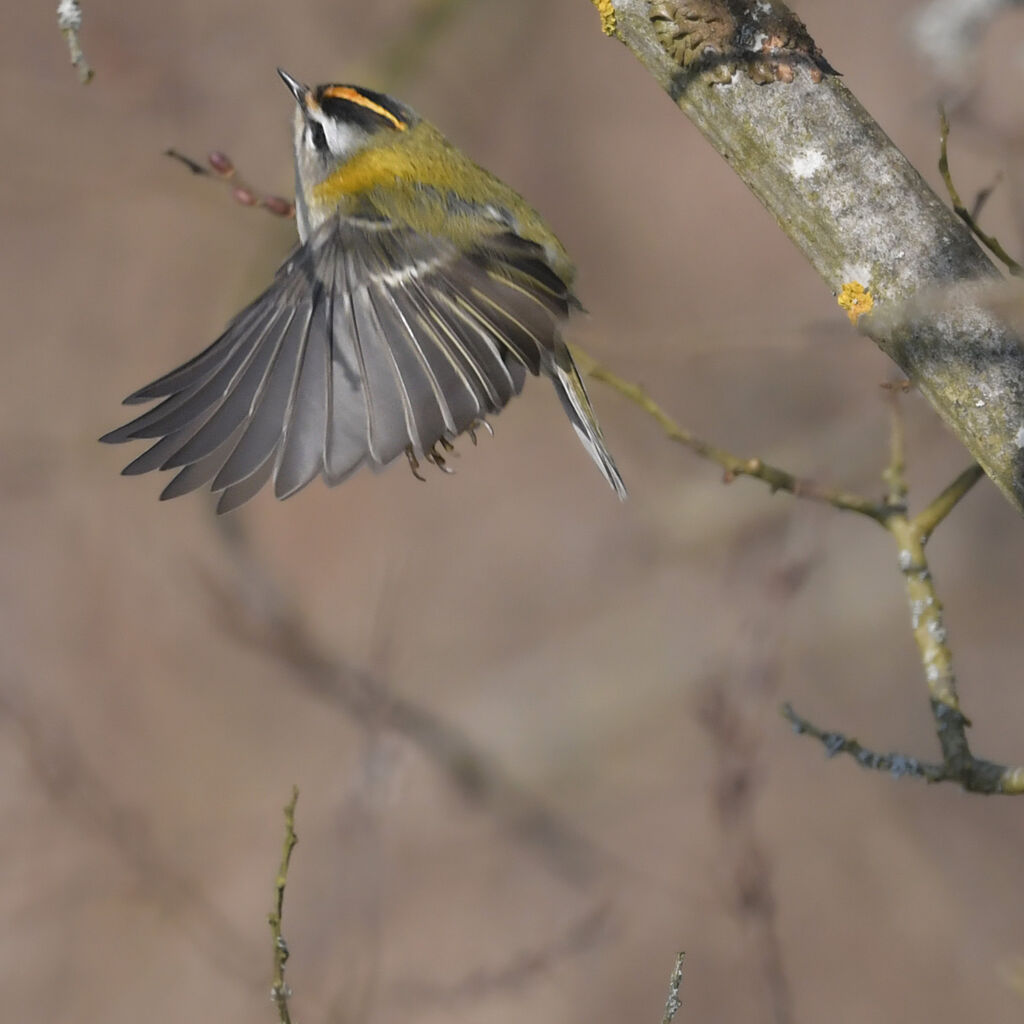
(101, 217, 578, 512)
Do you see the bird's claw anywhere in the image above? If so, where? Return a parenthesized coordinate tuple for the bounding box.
(405, 447, 427, 482)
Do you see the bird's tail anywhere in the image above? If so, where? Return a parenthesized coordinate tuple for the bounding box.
(550, 350, 627, 500)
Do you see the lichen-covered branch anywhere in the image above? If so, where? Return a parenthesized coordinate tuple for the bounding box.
(581, 347, 1022, 793)
(587, 0, 1024, 516)
(790, 404, 1020, 792)
(57, 0, 93, 83)
(781, 704, 946, 781)
(783, 704, 1024, 793)
(661, 953, 685, 1024)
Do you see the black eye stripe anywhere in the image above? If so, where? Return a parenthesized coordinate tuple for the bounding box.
(318, 99, 395, 133)
(308, 122, 328, 151)
(314, 85, 409, 133)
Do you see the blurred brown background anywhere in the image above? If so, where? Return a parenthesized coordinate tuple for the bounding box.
(4, 1, 1024, 1021)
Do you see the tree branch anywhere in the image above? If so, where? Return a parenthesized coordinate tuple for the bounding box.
(938, 108, 1023, 277)
(587, 0, 1024, 516)
(57, 0, 93, 83)
(574, 347, 888, 520)
(580, 346, 1022, 792)
(783, 703, 1024, 794)
(661, 952, 685, 1024)
(268, 787, 300, 1024)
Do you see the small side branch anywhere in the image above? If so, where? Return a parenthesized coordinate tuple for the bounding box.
(575, 348, 886, 520)
(915, 463, 986, 541)
(783, 704, 1024, 794)
(661, 952, 685, 1024)
(165, 149, 295, 219)
(939, 107, 1023, 277)
(580, 349, 1020, 793)
(782, 703, 943, 780)
(268, 787, 300, 1024)
(57, 0, 93, 84)
(790, 444, 1017, 791)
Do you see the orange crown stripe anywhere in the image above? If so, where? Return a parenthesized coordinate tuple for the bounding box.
(321, 86, 408, 131)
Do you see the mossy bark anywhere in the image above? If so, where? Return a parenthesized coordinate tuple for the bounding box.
(593, 0, 1024, 515)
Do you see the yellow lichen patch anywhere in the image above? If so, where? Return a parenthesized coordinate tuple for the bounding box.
(592, 0, 616, 36)
(838, 281, 873, 324)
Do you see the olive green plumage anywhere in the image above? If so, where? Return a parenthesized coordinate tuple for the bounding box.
(101, 70, 625, 510)
(308, 117, 577, 287)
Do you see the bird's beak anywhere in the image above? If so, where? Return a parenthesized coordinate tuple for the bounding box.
(277, 68, 308, 106)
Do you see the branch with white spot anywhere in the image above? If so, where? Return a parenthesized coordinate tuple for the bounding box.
(57, 0, 93, 84)
(588, 0, 1024, 517)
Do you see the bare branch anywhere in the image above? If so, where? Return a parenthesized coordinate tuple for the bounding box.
(268, 788, 299, 1024)
(580, 345, 1019, 791)
(56, 0, 93, 83)
(661, 952, 685, 1024)
(913, 463, 985, 541)
(938, 108, 1023, 277)
(782, 703, 944, 781)
(575, 346, 887, 520)
(783, 703, 1024, 794)
(783, 402, 1020, 793)
(165, 149, 295, 219)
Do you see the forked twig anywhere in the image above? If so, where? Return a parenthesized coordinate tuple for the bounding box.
(938, 107, 1023, 277)
(579, 351, 1022, 794)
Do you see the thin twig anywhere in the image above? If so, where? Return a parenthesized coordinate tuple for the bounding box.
(661, 952, 685, 1024)
(269, 787, 300, 1024)
(787, 402, 1015, 793)
(783, 703, 1024, 793)
(574, 347, 887, 520)
(165, 149, 295, 219)
(580, 348, 1018, 793)
(57, 0, 93, 84)
(970, 172, 1002, 222)
(938, 106, 1023, 276)
(914, 463, 985, 541)
(782, 704, 944, 781)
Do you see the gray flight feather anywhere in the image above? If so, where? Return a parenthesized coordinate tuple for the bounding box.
(101, 215, 625, 510)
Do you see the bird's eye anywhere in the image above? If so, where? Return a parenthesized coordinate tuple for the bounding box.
(308, 122, 329, 152)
